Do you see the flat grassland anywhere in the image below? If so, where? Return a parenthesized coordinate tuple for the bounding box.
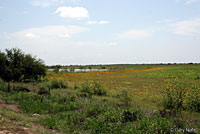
(1, 64, 200, 134)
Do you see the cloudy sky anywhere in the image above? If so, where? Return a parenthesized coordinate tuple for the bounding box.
(0, 0, 200, 65)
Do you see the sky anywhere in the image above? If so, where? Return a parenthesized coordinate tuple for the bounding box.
(0, 0, 200, 65)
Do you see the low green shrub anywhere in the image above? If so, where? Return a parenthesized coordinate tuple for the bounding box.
(186, 85, 200, 112)
(80, 80, 93, 96)
(50, 79, 68, 89)
(80, 79, 107, 96)
(73, 84, 79, 90)
(93, 80, 107, 96)
(37, 82, 50, 95)
(118, 90, 132, 107)
(162, 80, 186, 113)
(122, 108, 142, 123)
(13, 83, 30, 92)
(162, 80, 200, 113)
(195, 75, 200, 80)
(137, 117, 172, 134)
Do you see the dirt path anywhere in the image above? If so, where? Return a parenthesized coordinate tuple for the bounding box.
(0, 97, 32, 134)
(0, 94, 64, 134)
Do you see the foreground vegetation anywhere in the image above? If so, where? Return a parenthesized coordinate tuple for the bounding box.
(0, 64, 200, 133)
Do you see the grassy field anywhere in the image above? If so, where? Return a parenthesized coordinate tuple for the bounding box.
(1, 64, 200, 134)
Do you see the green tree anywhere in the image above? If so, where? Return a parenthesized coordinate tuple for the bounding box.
(23, 54, 46, 82)
(0, 48, 46, 91)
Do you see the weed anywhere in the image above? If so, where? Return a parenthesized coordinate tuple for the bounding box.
(186, 85, 200, 112)
(162, 80, 187, 114)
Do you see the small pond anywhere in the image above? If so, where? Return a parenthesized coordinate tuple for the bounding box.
(48, 68, 111, 73)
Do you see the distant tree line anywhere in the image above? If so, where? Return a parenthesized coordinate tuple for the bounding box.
(0, 48, 46, 91)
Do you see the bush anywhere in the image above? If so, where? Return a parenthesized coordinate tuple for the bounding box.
(186, 85, 200, 112)
(195, 75, 200, 80)
(93, 80, 107, 96)
(50, 79, 67, 89)
(162, 80, 200, 113)
(80, 80, 93, 97)
(73, 84, 79, 90)
(137, 117, 172, 134)
(37, 82, 50, 95)
(118, 90, 132, 107)
(80, 79, 107, 96)
(122, 108, 142, 123)
(162, 80, 186, 113)
(13, 83, 30, 92)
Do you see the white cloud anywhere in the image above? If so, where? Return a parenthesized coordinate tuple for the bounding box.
(184, 0, 199, 4)
(117, 30, 151, 40)
(87, 21, 98, 24)
(75, 41, 117, 46)
(99, 20, 109, 24)
(87, 20, 109, 25)
(9, 25, 89, 39)
(31, 0, 76, 7)
(25, 33, 38, 38)
(0, 25, 90, 65)
(55, 6, 89, 19)
(171, 18, 200, 35)
(176, 0, 200, 5)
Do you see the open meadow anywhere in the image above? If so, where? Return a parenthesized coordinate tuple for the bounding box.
(0, 64, 200, 133)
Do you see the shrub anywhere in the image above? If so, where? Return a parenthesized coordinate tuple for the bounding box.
(118, 90, 132, 107)
(186, 85, 200, 112)
(13, 83, 30, 92)
(93, 80, 107, 96)
(122, 108, 142, 123)
(37, 82, 50, 95)
(162, 80, 186, 113)
(80, 79, 107, 96)
(50, 79, 67, 89)
(138, 117, 172, 134)
(195, 75, 200, 80)
(73, 84, 79, 90)
(80, 80, 93, 97)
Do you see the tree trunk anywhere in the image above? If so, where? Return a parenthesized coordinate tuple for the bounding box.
(8, 82, 10, 92)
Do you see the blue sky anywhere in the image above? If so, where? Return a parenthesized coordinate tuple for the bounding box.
(0, 0, 200, 65)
